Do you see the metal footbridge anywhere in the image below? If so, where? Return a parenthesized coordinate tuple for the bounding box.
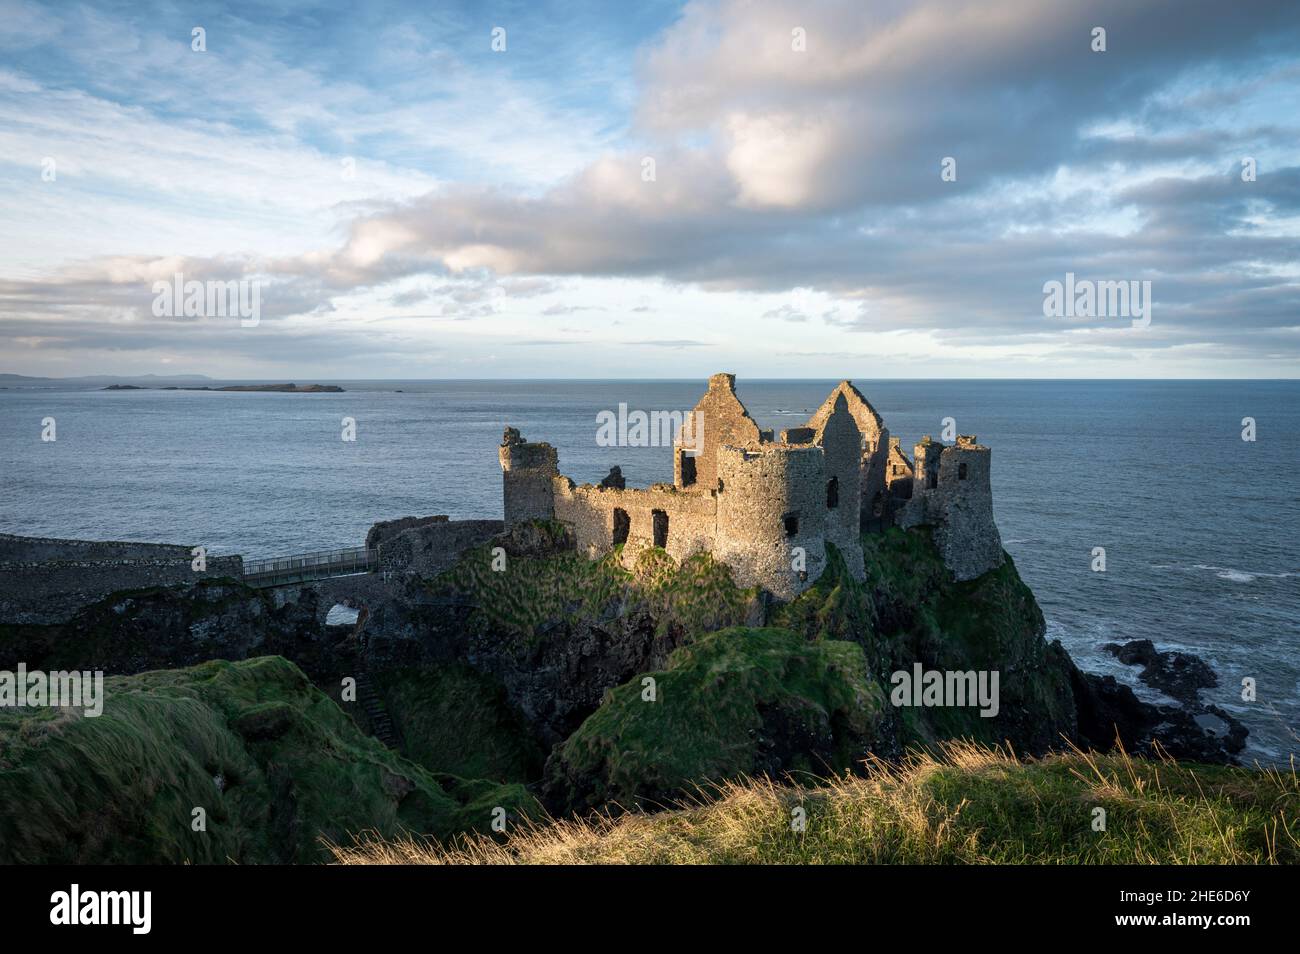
(242, 547, 377, 587)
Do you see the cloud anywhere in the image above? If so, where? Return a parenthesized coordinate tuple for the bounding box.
(2, 0, 1299, 377)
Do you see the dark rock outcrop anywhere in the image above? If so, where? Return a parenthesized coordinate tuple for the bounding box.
(1069, 666, 1247, 763)
(1102, 638, 1218, 703)
(0, 580, 345, 682)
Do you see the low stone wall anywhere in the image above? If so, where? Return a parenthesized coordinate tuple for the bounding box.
(0, 533, 195, 563)
(364, 515, 449, 551)
(375, 518, 504, 581)
(0, 551, 244, 625)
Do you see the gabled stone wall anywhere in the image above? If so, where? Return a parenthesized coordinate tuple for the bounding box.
(805, 381, 889, 529)
(805, 394, 865, 578)
(673, 372, 762, 491)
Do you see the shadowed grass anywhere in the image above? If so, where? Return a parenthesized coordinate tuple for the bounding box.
(543, 626, 885, 813)
(330, 741, 1300, 865)
(0, 656, 538, 863)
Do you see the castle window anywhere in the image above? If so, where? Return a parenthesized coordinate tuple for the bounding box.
(652, 509, 669, 548)
(826, 477, 839, 509)
(679, 450, 697, 487)
(958, 462, 968, 481)
(612, 508, 630, 546)
(927, 470, 938, 490)
(783, 512, 799, 538)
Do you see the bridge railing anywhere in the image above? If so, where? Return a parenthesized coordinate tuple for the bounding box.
(243, 546, 377, 584)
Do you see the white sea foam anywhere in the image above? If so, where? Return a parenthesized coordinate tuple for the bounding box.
(1190, 564, 1297, 583)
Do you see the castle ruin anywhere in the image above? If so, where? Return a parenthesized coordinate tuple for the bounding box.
(500, 373, 1003, 599)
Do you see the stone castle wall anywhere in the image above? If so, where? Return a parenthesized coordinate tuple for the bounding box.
(673, 372, 762, 491)
(501, 374, 1006, 598)
(0, 533, 195, 562)
(897, 436, 1003, 581)
(804, 395, 866, 577)
(375, 518, 504, 581)
(0, 534, 243, 624)
(715, 443, 826, 599)
(553, 478, 718, 565)
(500, 433, 559, 525)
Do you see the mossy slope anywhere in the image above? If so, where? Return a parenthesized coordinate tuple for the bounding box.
(543, 626, 885, 812)
(434, 541, 760, 648)
(0, 656, 535, 863)
(778, 529, 1077, 752)
(378, 664, 545, 783)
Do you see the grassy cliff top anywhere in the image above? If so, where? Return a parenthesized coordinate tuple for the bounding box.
(334, 741, 1300, 865)
(0, 655, 535, 863)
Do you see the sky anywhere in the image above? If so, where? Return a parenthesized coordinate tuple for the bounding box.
(0, 0, 1297, 379)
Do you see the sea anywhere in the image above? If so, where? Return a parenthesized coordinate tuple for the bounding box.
(1, 379, 1296, 763)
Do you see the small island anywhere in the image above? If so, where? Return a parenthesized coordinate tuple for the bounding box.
(103, 382, 344, 392)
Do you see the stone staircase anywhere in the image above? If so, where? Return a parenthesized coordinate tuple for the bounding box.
(354, 668, 397, 748)
(350, 606, 398, 749)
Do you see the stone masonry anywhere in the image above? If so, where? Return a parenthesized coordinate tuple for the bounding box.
(0, 533, 244, 624)
(501, 374, 1005, 598)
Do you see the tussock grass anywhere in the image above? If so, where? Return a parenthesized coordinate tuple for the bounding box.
(0, 656, 538, 863)
(437, 543, 758, 643)
(330, 741, 1300, 865)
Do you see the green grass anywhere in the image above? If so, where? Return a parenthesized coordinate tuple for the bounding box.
(333, 742, 1300, 865)
(377, 665, 545, 783)
(778, 529, 1078, 751)
(544, 626, 885, 813)
(432, 539, 760, 648)
(0, 656, 538, 863)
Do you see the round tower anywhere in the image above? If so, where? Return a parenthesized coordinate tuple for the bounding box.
(714, 443, 825, 600)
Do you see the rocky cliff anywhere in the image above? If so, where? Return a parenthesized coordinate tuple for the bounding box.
(0, 520, 1247, 853)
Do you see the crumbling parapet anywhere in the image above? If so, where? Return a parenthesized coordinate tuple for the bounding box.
(673, 371, 762, 491)
(897, 435, 1003, 581)
(500, 428, 559, 527)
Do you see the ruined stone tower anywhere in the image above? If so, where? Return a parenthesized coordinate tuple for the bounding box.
(500, 374, 1004, 598)
(896, 434, 1003, 580)
(499, 427, 558, 525)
